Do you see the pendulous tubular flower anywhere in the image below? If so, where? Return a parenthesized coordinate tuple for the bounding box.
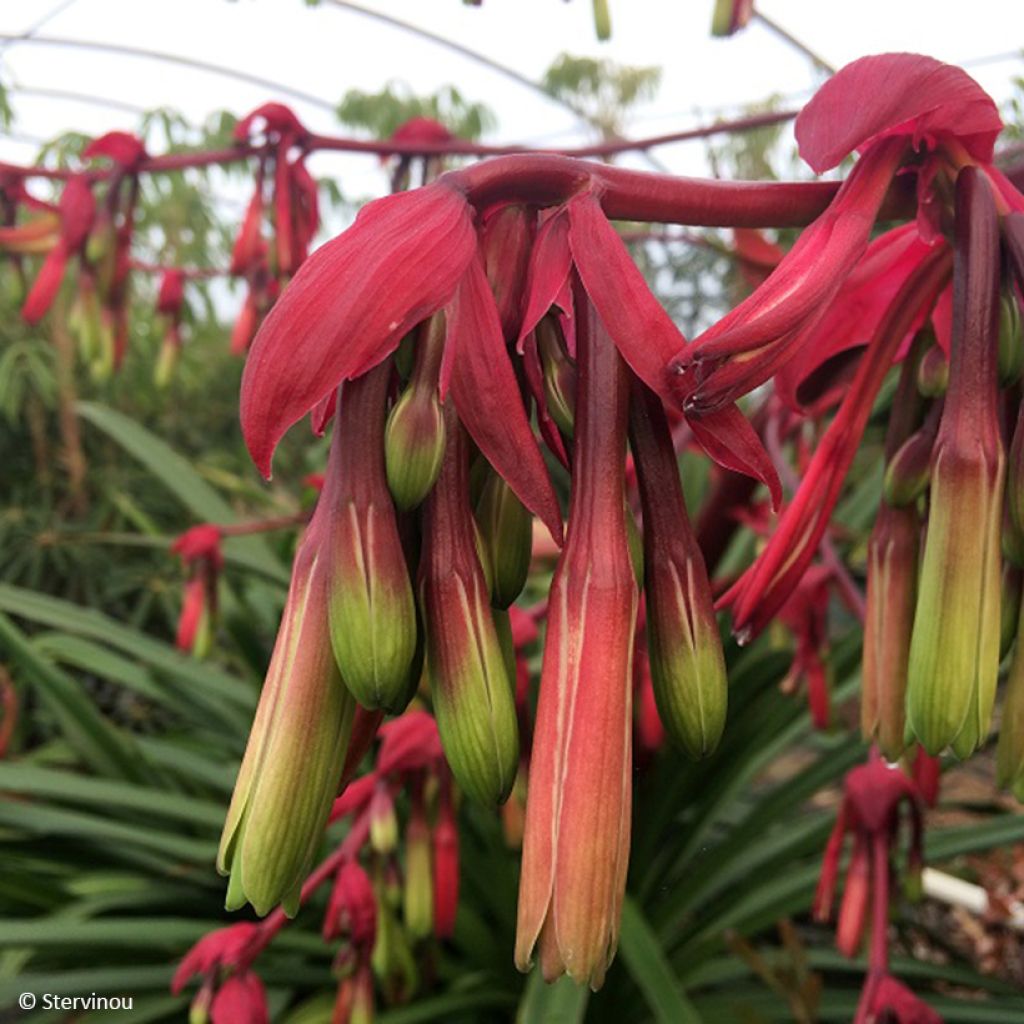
(419, 401, 519, 806)
(516, 282, 638, 990)
(907, 168, 1004, 759)
(630, 377, 726, 759)
(322, 363, 418, 713)
(218, 510, 356, 917)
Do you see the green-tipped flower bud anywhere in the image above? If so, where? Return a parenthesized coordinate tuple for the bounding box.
(997, 590, 1024, 800)
(218, 529, 356, 917)
(917, 344, 948, 397)
(998, 290, 1023, 386)
(385, 387, 446, 510)
(372, 872, 418, 1003)
(369, 785, 398, 854)
(154, 332, 180, 390)
(907, 168, 1003, 759)
(882, 402, 941, 507)
(475, 470, 532, 608)
(324, 364, 418, 713)
(1001, 564, 1022, 661)
(537, 315, 577, 437)
(862, 502, 920, 760)
(385, 314, 447, 510)
(403, 795, 434, 940)
(420, 409, 519, 805)
(630, 380, 726, 759)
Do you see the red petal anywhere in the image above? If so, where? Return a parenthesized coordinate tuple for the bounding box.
(687, 403, 782, 511)
(796, 53, 1002, 173)
(240, 183, 475, 477)
(156, 269, 186, 315)
(446, 251, 563, 542)
(568, 192, 683, 397)
(517, 207, 572, 350)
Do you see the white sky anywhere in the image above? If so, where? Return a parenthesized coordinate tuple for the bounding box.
(0, 1, 1020, 203)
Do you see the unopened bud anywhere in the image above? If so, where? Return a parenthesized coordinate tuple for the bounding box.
(537, 316, 576, 437)
(385, 386, 446, 510)
(998, 291, 1023, 386)
(862, 503, 919, 760)
(916, 344, 948, 397)
(403, 802, 433, 940)
(882, 403, 940, 507)
(997, 594, 1024, 801)
(324, 365, 418, 712)
(475, 471, 532, 608)
(420, 410, 519, 805)
(631, 381, 726, 758)
(369, 786, 398, 854)
(907, 167, 1003, 759)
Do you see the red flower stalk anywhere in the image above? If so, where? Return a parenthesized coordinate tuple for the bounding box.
(719, 246, 951, 640)
(22, 174, 95, 324)
(857, 974, 941, 1024)
(516, 280, 638, 989)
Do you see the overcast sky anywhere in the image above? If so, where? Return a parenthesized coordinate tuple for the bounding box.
(0, 1, 1020, 199)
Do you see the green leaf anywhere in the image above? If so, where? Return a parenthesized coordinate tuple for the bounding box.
(76, 400, 286, 582)
(0, 614, 149, 783)
(517, 971, 589, 1024)
(619, 896, 702, 1024)
(0, 764, 225, 829)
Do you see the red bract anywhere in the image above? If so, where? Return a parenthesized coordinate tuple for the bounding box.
(323, 859, 377, 947)
(858, 974, 942, 1024)
(795, 53, 1002, 174)
(171, 922, 258, 993)
(376, 710, 444, 776)
(240, 182, 475, 474)
(390, 116, 454, 148)
(82, 131, 148, 168)
(156, 269, 186, 317)
(235, 102, 307, 142)
(171, 524, 223, 567)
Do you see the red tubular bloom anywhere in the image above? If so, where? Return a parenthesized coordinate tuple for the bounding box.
(719, 246, 951, 640)
(23, 174, 95, 324)
(172, 923, 258, 993)
(814, 755, 926, 1009)
(210, 972, 269, 1024)
(432, 779, 460, 940)
(323, 859, 377, 948)
(515, 280, 637, 989)
(668, 136, 907, 415)
(376, 710, 444, 776)
(156, 268, 186, 316)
